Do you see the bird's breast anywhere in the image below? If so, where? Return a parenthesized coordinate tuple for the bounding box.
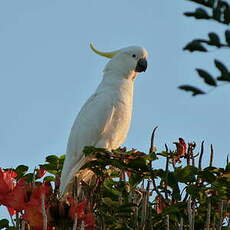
(96, 83, 133, 150)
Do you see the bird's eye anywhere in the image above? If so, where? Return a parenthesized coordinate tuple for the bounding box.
(132, 54, 136, 58)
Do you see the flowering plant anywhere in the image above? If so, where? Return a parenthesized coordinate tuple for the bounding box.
(1, 136, 229, 229)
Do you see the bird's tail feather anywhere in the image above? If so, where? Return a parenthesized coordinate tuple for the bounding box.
(59, 156, 95, 197)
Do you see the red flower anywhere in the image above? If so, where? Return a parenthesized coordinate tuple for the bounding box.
(23, 183, 51, 230)
(173, 138, 187, 163)
(36, 167, 46, 179)
(7, 207, 16, 216)
(84, 213, 95, 230)
(68, 197, 87, 219)
(0, 168, 17, 196)
(179, 138, 187, 154)
(156, 196, 167, 214)
(2, 179, 27, 211)
(0, 168, 18, 208)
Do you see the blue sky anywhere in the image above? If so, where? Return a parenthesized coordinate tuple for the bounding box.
(0, 0, 229, 218)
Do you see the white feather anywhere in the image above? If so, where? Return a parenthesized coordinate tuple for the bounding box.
(60, 46, 148, 195)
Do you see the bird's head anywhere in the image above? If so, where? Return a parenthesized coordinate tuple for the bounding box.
(90, 43, 148, 78)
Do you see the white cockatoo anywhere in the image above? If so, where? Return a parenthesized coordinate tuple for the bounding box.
(60, 43, 148, 196)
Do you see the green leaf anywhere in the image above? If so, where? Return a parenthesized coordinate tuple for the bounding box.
(127, 158, 148, 171)
(184, 8, 210, 19)
(43, 176, 55, 182)
(157, 151, 169, 158)
(110, 159, 126, 170)
(102, 197, 120, 207)
(83, 146, 107, 156)
(198, 170, 216, 183)
(179, 85, 205, 96)
(23, 173, 34, 182)
(224, 7, 230, 24)
(225, 30, 230, 45)
(186, 184, 199, 199)
(42, 163, 57, 171)
(168, 172, 181, 200)
(217, 73, 230, 82)
(129, 173, 144, 187)
(196, 68, 217, 86)
(214, 59, 229, 74)
(15, 165, 29, 177)
(46, 155, 59, 164)
(0, 219, 9, 229)
(175, 166, 198, 183)
(146, 152, 158, 161)
(208, 32, 221, 47)
(183, 40, 207, 52)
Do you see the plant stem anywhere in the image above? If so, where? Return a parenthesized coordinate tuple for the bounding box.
(209, 144, 214, 167)
(198, 141, 204, 170)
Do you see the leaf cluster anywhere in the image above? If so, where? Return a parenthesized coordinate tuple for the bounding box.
(179, 0, 230, 96)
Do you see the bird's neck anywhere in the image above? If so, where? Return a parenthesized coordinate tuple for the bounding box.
(102, 70, 136, 85)
(96, 70, 135, 98)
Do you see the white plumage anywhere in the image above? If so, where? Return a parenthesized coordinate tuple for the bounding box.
(60, 44, 148, 195)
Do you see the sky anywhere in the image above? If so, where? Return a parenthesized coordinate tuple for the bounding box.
(0, 0, 229, 219)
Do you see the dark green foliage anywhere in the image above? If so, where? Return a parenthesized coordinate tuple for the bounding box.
(1, 139, 230, 229)
(208, 32, 221, 47)
(186, 0, 230, 24)
(196, 68, 217, 86)
(183, 40, 207, 52)
(15, 165, 29, 178)
(42, 154, 65, 175)
(179, 0, 230, 95)
(0, 219, 9, 229)
(184, 7, 210, 19)
(78, 142, 230, 229)
(178, 85, 205, 96)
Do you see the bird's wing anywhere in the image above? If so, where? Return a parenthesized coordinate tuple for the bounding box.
(60, 91, 115, 194)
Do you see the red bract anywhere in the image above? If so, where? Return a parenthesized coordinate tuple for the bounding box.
(23, 183, 51, 230)
(68, 197, 87, 219)
(23, 199, 44, 230)
(156, 195, 167, 214)
(36, 167, 46, 179)
(173, 138, 187, 163)
(0, 168, 17, 208)
(7, 207, 16, 216)
(29, 182, 51, 201)
(84, 213, 95, 230)
(3, 179, 27, 211)
(179, 138, 187, 154)
(0, 168, 17, 195)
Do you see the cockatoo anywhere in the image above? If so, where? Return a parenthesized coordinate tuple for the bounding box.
(60, 43, 148, 196)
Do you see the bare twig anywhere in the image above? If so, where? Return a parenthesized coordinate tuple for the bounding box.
(192, 209, 195, 230)
(166, 214, 170, 230)
(141, 191, 148, 230)
(206, 200, 211, 230)
(21, 220, 26, 230)
(198, 141, 204, 170)
(152, 177, 163, 198)
(8, 210, 16, 228)
(149, 126, 158, 154)
(179, 218, 184, 230)
(165, 150, 169, 200)
(187, 197, 193, 230)
(228, 217, 230, 230)
(209, 144, 214, 167)
(218, 200, 224, 230)
(41, 193, 47, 230)
(72, 216, 78, 230)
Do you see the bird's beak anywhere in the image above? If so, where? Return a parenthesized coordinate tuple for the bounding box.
(135, 58, 147, 72)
